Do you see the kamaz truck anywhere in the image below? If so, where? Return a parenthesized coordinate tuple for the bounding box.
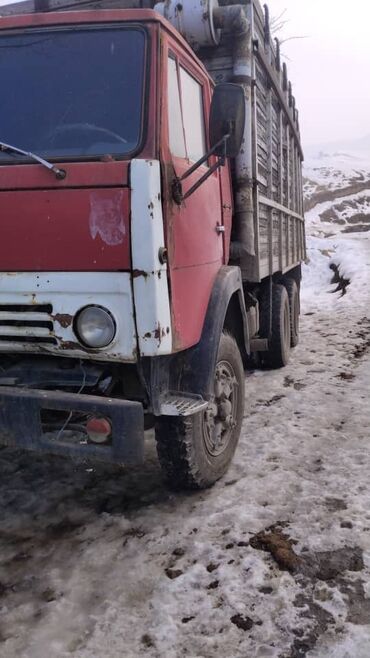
(0, 0, 305, 488)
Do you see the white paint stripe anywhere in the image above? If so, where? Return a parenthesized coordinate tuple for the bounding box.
(131, 159, 173, 356)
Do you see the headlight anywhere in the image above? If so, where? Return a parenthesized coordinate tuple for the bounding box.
(75, 306, 116, 348)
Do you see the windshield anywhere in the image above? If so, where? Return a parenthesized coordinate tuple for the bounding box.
(0, 25, 146, 161)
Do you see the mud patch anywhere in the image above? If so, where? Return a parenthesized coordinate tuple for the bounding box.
(329, 262, 351, 296)
(283, 376, 306, 390)
(337, 372, 355, 381)
(311, 547, 363, 581)
(251, 525, 363, 581)
(339, 577, 370, 624)
(289, 595, 335, 658)
(250, 523, 366, 656)
(250, 525, 301, 574)
(256, 394, 286, 407)
(324, 497, 347, 512)
(181, 616, 195, 624)
(165, 568, 183, 580)
(353, 317, 370, 358)
(230, 614, 254, 631)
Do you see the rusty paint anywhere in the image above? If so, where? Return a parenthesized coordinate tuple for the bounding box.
(53, 313, 73, 328)
(132, 269, 149, 279)
(153, 323, 167, 344)
(59, 340, 82, 351)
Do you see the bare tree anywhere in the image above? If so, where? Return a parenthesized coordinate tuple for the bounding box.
(270, 6, 308, 53)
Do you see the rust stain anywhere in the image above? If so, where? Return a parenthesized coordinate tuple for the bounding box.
(59, 340, 81, 351)
(154, 323, 167, 344)
(132, 269, 149, 279)
(53, 313, 73, 329)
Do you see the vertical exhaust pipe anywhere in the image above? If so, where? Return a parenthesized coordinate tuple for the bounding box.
(214, 5, 255, 260)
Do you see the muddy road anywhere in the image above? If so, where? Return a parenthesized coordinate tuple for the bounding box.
(1, 235, 370, 658)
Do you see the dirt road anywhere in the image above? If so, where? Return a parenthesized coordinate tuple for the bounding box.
(1, 234, 370, 658)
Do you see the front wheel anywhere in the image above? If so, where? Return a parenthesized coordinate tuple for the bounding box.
(155, 332, 245, 490)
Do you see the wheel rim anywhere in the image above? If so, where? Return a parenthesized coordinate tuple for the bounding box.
(202, 360, 239, 457)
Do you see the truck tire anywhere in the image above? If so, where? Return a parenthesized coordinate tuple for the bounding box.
(260, 283, 291, 368)
(284, 277, 300, 347)
(155, 332, 245, 490)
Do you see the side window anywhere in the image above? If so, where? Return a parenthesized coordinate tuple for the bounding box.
(168, 57, 186, 158)
(179, 66, 206, 162)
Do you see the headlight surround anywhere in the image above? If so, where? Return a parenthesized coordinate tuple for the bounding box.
(75, 306, 116, 349)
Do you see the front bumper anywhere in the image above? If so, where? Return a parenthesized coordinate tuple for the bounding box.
(0, 386, 144, 465)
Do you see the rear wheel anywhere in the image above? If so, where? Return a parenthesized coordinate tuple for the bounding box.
(284, 278, 300, 347)
(155, 332, 245, 490)
(260, 283, 291, 368)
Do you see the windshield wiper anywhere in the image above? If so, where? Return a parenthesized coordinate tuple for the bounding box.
(0, 141, 66, 180)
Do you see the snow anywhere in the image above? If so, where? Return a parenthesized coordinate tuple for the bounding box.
(303, 151, 370, 197)
(1, 153, 370, 657)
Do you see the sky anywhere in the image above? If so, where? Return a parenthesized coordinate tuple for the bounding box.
(1, 0, 369, 148)
(268, 0, 370, 147)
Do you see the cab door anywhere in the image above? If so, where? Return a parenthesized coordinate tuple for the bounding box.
(163, 50, 224, 351)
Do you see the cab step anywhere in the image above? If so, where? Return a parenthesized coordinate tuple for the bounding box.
(160, 392, 208, 416)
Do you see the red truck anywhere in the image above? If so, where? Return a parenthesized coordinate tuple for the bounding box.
(0, 0, 305, 489)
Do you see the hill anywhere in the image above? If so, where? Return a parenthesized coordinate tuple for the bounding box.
(303, 147, 370, 235)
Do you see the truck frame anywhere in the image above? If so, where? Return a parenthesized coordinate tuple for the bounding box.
(0, 0, 305, 488)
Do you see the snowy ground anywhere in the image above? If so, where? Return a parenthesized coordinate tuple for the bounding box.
(303, 151, 370, 200)
(1, 161, 370, 657)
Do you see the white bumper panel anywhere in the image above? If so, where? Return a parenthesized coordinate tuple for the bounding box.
(0, 272, 137, 362)
(131, 159, 173, 356)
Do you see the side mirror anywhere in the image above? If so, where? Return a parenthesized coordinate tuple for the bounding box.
(209, 83, 245, 158)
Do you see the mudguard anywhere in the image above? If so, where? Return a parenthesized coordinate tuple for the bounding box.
(181, 265, 249, 399)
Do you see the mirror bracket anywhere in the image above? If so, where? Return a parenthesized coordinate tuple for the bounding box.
(172, 135, 228, 205)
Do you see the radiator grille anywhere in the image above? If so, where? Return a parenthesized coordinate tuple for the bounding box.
(0, 304, 56, 345)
